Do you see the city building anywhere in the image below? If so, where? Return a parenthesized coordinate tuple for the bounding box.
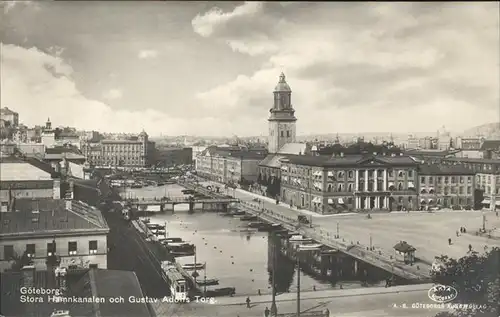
(407, 135, 436, 150)
(442, 157, 500, 210)
(279, 154, 419, 214)
(192, 145, 207, 168)
(267, 72, 299, 154)
(196, 146, 267, 184)
(155, 146, 193, 167)
(0, 156, 60, 210)
(41, 118, 56, 148)
(81, 130, 155, 168)
(0, 198, 109, 272)
(417, 164, 475, 209)
(0, 107, 19, 127)
(16, 143, 46, 157)
(480, 140, 500, 159)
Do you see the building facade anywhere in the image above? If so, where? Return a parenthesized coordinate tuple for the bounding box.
(268, 73, 297, 154)
(81, 130, 155, 168)
(418, 164, 475, 209)
(0, 199, 109, 272)
(0, 107, 19, 127)
(442, 158, 500, 210)
(280, 154, 419, 214)
(196, 146, 267, 184)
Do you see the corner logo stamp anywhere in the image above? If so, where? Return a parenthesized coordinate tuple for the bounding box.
(428, 284, 458, 303)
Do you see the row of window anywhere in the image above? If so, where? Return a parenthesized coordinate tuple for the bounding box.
(420, 176, 472, 184)
(477, 175, 500, 184)
(421, 187, 473, 195)
(2, 241, 99, 260)
(289, 168, 415, 179)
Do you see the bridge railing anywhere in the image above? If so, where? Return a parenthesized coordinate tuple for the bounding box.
(238, 201, 429, 281)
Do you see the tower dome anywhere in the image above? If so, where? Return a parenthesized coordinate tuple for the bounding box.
(274, 72, 291, 92)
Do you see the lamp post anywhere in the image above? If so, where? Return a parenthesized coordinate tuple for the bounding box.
(336, 222, 339, 238)
(270, 232, 277, 316)
(369, 234, 373, 250)
(296, 245, 322, 317)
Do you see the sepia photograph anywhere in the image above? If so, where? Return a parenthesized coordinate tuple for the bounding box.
(0, 1, 499, 317)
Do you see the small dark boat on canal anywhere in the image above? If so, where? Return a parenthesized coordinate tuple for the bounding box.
(229, 210, 245, 216)
(182, 263, 205, 270)
(247, 222, 266, 229)
(197, 278, 219, 286)
(205, 287, 235, 297)
(240, 215, 258, 221)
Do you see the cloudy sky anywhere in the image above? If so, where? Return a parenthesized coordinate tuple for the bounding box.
(1, 1, 498, 137)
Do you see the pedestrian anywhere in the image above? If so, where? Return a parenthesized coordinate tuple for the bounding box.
(246, 296, 251, 308)
(456, 230, 459, 237)
(448, 238, 452, 245)
(313, 285, 316, 291)
(324, 308, 330, 317)
(463, 227, 467, 233)
(469, 244, 472, 252)
(264, 306, 270, 317)
(258, 289, 261, 296)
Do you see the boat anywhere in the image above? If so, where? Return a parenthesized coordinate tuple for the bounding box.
(146, 223, 165, 230)
(130, 183, 143, 188)
(229, 210, 245, 216)
(205, 287, 236, 297)
(247, 222, 266, 229)
(170, 250, 195, 257)
(182, 263, 205, 270)
(232, 227, 258, 233)
(197, 278, 219, 286)
(162, 237, 183, 244)
(240, 215, 258, 221)
(155, 229, 166, 235)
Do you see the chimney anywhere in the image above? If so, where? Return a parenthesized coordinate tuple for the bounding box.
(22, 265, 36, 288)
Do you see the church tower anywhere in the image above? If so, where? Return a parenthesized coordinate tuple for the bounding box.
(268, 72, 297, 153)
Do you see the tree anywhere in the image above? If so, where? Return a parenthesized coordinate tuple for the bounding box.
(432, 247, 500, 317)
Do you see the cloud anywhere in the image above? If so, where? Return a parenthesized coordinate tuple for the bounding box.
(192, 2, 500, 134)
(0, 43, 266, 136)
(138, 49, 158, 59)
(102, 89, 123, 100)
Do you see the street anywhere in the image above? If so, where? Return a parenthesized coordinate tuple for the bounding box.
(151, 284, 450, 317)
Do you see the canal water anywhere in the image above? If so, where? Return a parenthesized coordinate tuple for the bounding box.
(126, 184, 385, 296)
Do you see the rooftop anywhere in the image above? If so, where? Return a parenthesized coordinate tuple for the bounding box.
(443, 157, 500, 165)
(44, 153, 87, 161)
(0, 199, 108, 238)
(418, 164, 475, 176)
(282, 154, 417, 168)
(0, 161, 53, 181)
(405, 149, 458, 157)
(278, 142, 308, 155)
(394, 241, 416, 253)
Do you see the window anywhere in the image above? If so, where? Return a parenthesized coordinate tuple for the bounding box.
(398, 171, 404, 177)
(47, 242, 56, 256)
(287, 131, 290, 137)
(89, 241, 98, 254)
(26, 244, 35, 258)
(451, 176, 456, 183)
(338, 171, 344, 178)
(388, 169, 394, 177)
(348, 184, 353, 192)
(420, 177, 425, 184)
(337, 184, 343, 192)
(467, 186, 472, 195)
(4, 245, 14, 260)
(429, 177, 434, 183)
(281, 131, 284, 137)
(437, 176, 442, 183)
(398, 183, 403, 191)
(348, 171, 354, 178)
(408, 170, 413, 177)
(68, 242, 77, 256)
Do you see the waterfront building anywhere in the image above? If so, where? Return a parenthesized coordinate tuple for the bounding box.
(0, 107, 19, 127)
(442, 158, 500, 210)
(0, 156, 60, 211)
(192, 145, 207, 169)
(0, 199, 109, 272)
(81, 130, 155, 168)
(196, 146, 267, 184)
(279, 154, 419, 214)
(417, 164, 475, 209)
